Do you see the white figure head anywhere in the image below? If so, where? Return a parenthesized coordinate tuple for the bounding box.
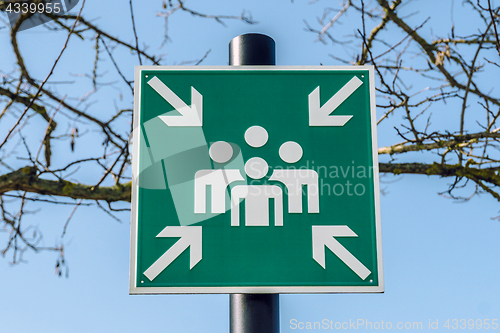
(245, 157, 268, 179)
(279, 141, 303, 164)
(245, 126, 268, 148)
(209, 141, 233, 163)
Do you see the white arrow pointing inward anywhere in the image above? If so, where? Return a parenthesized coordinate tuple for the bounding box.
(312, 225, 371, 280)
(147, 76, 203, 126)
(308, 76, 362, 126)
(143, 226, 202, 281)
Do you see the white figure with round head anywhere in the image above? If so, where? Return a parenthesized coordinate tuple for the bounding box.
(269, 141, 319, 214)
(230, 126, 283, 227)
(194, 141, 244, 214)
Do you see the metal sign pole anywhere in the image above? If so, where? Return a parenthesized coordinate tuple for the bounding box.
(228, 33, 279, 333)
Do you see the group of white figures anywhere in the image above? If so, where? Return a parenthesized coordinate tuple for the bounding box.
(194, 126, 320, 227)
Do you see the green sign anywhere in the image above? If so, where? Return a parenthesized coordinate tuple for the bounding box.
(130, 66, 383, 294)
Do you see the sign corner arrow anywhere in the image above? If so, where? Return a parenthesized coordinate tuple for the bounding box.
(147, 76, 203, 127)
(312, 225, 371, 280)
(308, 76, 363, 127)
(143, 226, 202, 281)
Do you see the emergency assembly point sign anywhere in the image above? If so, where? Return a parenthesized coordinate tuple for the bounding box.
(130, 66, 383, 294)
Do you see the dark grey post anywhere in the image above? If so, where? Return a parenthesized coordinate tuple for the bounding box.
(229, 33, 276, 66)
(228, 33, 279, 333)
(230, 294, 279, 333)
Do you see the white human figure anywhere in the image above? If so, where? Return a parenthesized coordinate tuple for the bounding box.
(269, 141, 320, 213)
(194, 141, 244, 214)
(195, 169, 244, 213)
(269, 169, 319, 213)
(230, 156, 283, 227)
(231, 185, 283, 226)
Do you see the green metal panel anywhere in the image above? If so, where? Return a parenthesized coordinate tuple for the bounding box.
(130, 66, 383, 294)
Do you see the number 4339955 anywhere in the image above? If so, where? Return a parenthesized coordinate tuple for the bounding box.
(444, 319, 498, 330)
(6, 2, 62, 15)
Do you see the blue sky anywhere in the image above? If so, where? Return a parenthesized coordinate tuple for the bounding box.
(1, 1, 499, 332)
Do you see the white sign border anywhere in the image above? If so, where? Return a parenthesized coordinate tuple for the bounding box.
(129, 66, 384, 294)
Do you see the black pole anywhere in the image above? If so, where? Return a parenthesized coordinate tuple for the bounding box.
(228, 33, 279, 333)
(229, 33, 276, 66)
(230, 294, 279, 333)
